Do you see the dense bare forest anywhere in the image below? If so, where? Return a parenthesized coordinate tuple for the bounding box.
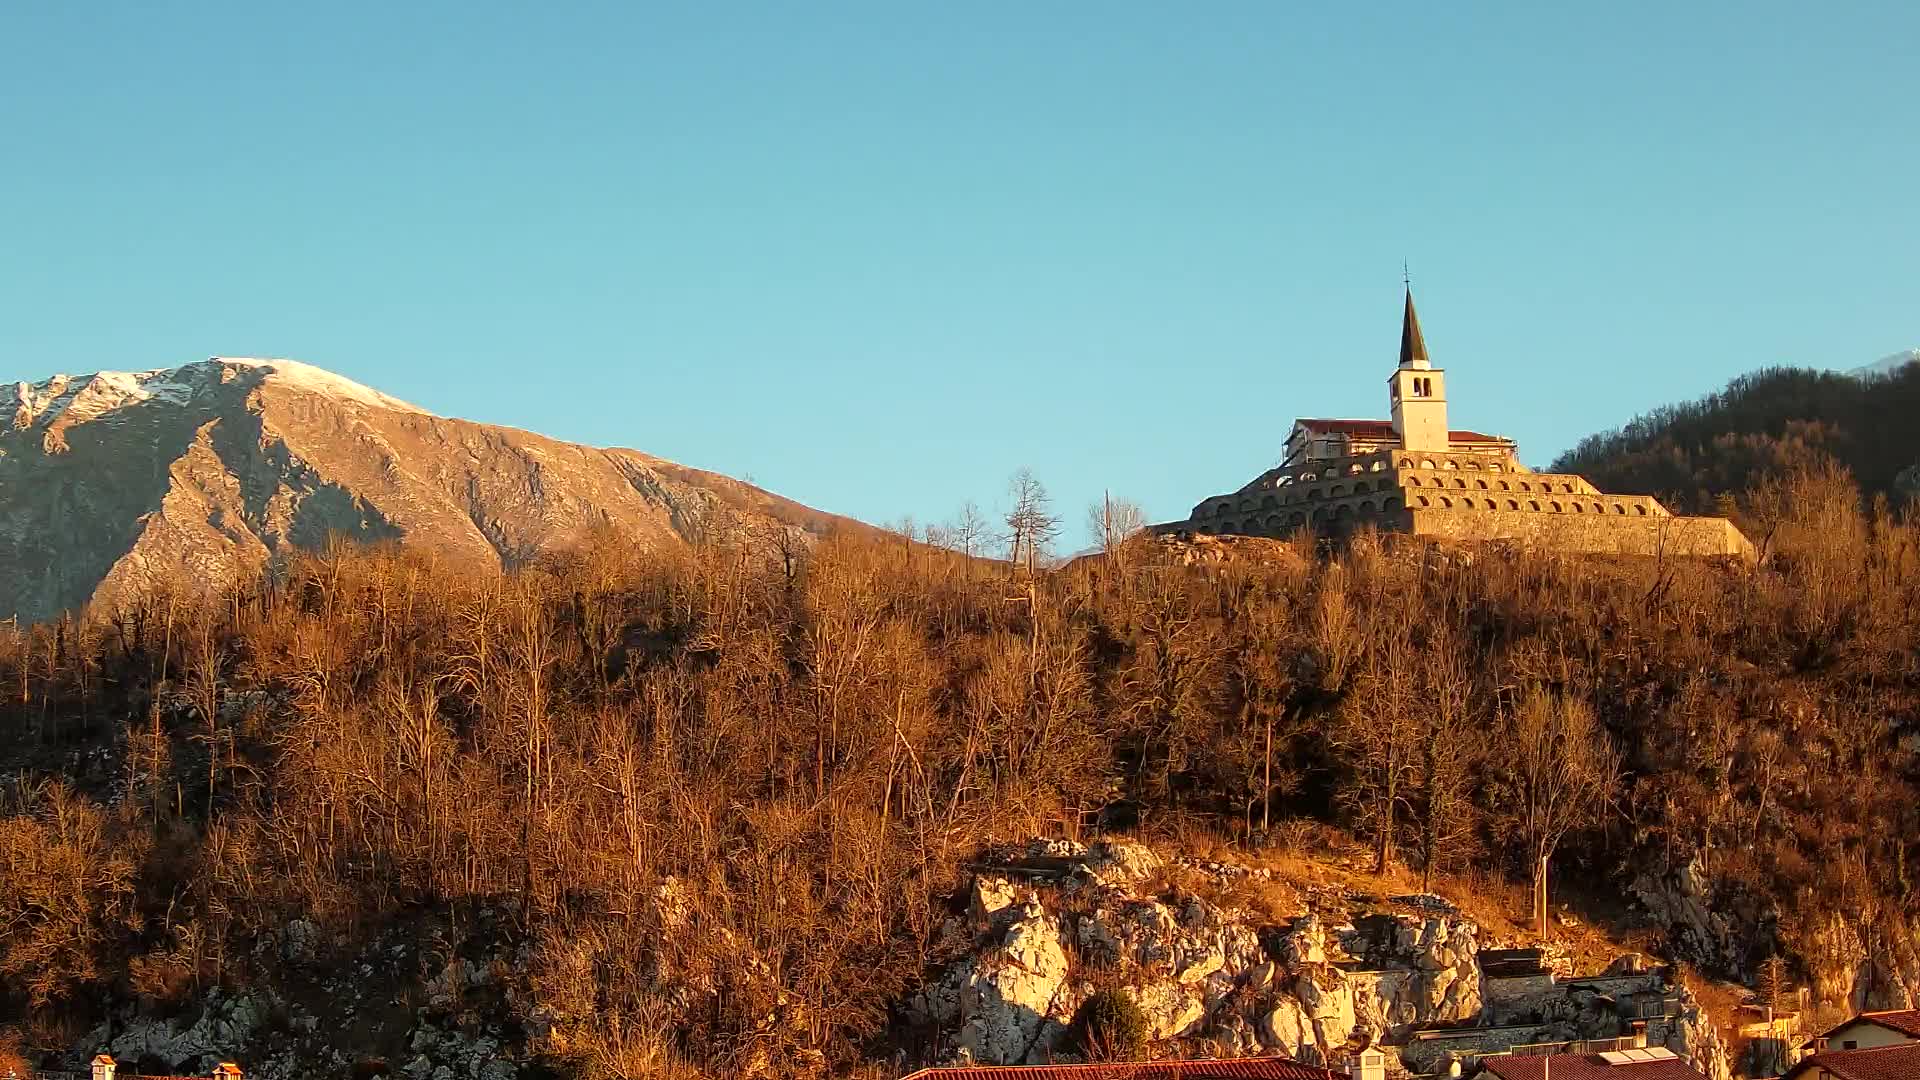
(2, 461, 1918, 1078)
(1552, 364, 1920, 512)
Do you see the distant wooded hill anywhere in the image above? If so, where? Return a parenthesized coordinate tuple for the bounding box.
(1550, 362, 1920, 513)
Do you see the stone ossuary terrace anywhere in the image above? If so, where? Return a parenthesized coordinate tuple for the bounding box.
(1161, 290, 1754, 560)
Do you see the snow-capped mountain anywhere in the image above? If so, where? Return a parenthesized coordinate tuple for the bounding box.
(1, 357, 863, 623)
(1850, 349, 1920, 378)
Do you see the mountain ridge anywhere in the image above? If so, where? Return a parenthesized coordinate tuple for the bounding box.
(0, 356, 869, 623)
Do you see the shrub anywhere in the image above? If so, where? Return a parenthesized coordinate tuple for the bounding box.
(1075, 988, 1150, 1060)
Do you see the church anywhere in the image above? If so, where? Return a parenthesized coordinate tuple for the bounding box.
(1163, 291, 1755, 560)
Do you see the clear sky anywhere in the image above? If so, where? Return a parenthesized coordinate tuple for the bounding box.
(5, 2, 1915, 547)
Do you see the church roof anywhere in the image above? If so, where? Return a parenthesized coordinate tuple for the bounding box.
(1400, 288, 1429, 368)
(1291, 418, 1509, 443)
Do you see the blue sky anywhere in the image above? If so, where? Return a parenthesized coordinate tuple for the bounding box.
(4, 2, 1915, 546)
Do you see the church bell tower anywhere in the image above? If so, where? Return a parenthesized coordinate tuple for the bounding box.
(1388, 288, 1449, 453)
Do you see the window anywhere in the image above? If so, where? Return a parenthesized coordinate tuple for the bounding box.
(1844, 1042, 1858, 1051)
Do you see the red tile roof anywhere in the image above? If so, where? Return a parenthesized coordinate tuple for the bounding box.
(1840, 1012, 1920, 1039)
(1788, 1042, 1920, 1080)
(1480, 1053, 1707, 1080)
(1291, 419, 1508, 443)
(899, 1058, 1343, 1080)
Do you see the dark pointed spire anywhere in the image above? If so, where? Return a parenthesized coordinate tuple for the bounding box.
(1398, 287, 1429, 368)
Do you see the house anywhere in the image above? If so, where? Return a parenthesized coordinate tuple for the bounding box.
(1478, 1048, 1708, 1080)
(1783, 1041, 1920, 1080)
(898, 1056, 1348, 1080)
(1809, 1012, 1920, 1053)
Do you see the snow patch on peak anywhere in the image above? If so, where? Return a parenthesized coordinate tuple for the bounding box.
(1850, 349, 1920, 378)
(4, 358, 432, 426)
(203, 357, 430, 414)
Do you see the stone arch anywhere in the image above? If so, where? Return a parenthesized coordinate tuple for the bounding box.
(1561, 483, 1575, 493)
(1359, 500, 1377, 515)
(1221, 520, 1237, 530)
(1384, 496, 1403, 512)
(1330, 484, 1347, 497)
(1507, 499, 1520, 510)
(1370, 460, 1386, 472)
(1438, 496, 1453, 508)
(1262, 495, 1278, 509)
(1334, 504, 1355, 520)
(1398, 458, 1414, 469)
(1592, 502, 1605, 514)
(1634, 504, 1648, 515)
(1476, 479, 1489, 489)
(1550, 500, 1563, 512)
(1266, 514, 1283, 528)
(1517, 481, 1532, 492)
(1483, 498, 1498, 509)
(1419, 459, 1436, 470)
(1571, 503, 1583, 514)
(1289, 512, 1306, 526)
(1465, 460, 1483, 470)
(1489, 461, 1504, 471)
(1498, 480, 1511, 491)
(1529, 500, 1541, 511)
(1611, 503, 1626, 514)
(1443, 459, 1458, 470)
(1451, 477, 1467, 489)
(1416, 495, 1430, 507)
(1348, 463, 1365, 475)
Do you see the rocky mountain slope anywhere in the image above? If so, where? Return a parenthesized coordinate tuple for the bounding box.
(53, 836, 1737, 1080)
(0, 357, 866, 623)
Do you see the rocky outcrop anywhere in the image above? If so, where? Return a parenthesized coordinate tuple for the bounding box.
(92, 989, 268, 1074)
(909, 840, 1486, 1067)
(1632, 856, 1741, 973)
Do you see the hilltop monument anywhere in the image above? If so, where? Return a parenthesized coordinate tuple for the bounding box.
(1162, 290, 1755, 560)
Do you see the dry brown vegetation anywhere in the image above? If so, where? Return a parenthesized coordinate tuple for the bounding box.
(0, 460, 1917, 1077)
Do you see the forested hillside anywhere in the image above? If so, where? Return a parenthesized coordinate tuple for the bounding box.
(1551, 363, 1920, 513)
(2, 461, 1919, 1078)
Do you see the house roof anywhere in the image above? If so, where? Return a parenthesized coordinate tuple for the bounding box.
(1290, 418, 1509, 444)
(1825, 1012, 1920, 1040)
(898, 1058, 1343, 1080)
(1480, 1051, 1707, 1080)
(1788, 1041, 1920, 1080)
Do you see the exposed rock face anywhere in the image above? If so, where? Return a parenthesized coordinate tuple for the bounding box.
(1, 358, 867, 623)
(97, 989, 267, 1074)
(1632, 856, 1741, 973)
(909, 840, 1486, 1067)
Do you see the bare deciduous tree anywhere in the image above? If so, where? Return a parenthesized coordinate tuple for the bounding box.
(1503, 687, 1620, 938)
